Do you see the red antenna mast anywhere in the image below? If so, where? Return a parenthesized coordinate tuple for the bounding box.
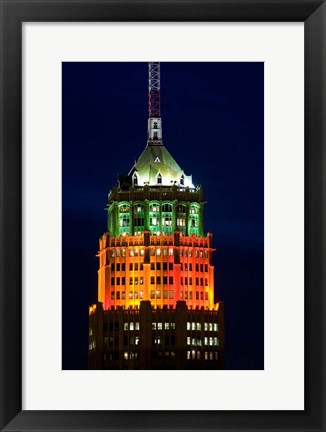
(148, 62, 160, 118)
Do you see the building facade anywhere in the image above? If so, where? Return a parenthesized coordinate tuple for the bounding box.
(89, 62, 224, 369)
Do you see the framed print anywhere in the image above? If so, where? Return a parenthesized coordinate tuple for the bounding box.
(0, 0, 325, 431)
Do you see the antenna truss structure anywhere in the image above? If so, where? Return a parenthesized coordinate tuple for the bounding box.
(148, 62, 161, 118)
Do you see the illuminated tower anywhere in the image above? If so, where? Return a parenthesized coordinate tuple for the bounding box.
(89, 63, 224, 369)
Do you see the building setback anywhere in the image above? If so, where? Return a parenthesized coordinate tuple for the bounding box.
(89, 62, 224, 369)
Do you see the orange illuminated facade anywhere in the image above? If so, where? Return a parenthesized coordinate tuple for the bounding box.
(89, 63, 224, 369)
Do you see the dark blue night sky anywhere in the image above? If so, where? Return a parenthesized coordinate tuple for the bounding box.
(62, 62, 264, 370)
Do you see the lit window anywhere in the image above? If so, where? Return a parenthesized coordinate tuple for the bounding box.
(139, 290, 144, 299)
(196, 322, 201, 331)
(135, 248, 139, 256)
(124, 352, 129, 360)
(192, 350, 196, 360)
(156, 248, 161, 256)
(129, 291, 133, 299)
(214, 337, 219, 346)
(122, 291, 125, 299)
(187, 351, 191, 359)
(165, 322, 169, 330)
(214, 323, 218, 332)
(169, 290, 173, 299)
(163, 290, 168, 299)
(132, 173, 138, 185)
(209, 323, 213, 331)
(129, 250, 134, 257)
(150, 290, 155, 299)
(135, 336, 139, 345)
(140, 249, 144, 256)
(191, 322, 196, 331)
(157, 322, 163, 330)
(209, 352, 213, 360)
(135, 322, 139, 330)
(209, 337, 213, 346)
(169, 248, 173, 256)
(124, 323, 128, 331)
(156, 290, 161, 299)
(205, 352, 208, 360)
(187, 337, 191, 345)
(134, 291, 138, 299)
(152, 322, 157, 330)
(187, 322, 191, 330)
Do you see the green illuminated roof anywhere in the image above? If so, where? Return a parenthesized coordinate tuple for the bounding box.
(128, 142, 194, 188)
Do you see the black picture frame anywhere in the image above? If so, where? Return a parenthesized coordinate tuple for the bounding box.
(0, 1, 325, 431)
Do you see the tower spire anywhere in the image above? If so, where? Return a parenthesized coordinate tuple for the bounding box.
(148, 62, 163, 143)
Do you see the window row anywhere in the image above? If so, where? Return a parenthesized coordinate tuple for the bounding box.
(109, 248, 209, 259)
(187, 351, 218, 360)
(110, 248, 145, 257)
(150, 248, 174, 256)
(111, 262, 175, 272)
(152, 322, 176, 330)
(121, 203, 197, 213)
(150, 262, 173, 271)
(150, 276, 174, 285)
(150, 290, 175, 299)
(186, 322, 219, 332)
(181, 277, 208, 287)
(180, 249, 208, 258)
(110, 290, 144, 300)
(123, 322, 140, 331)
(187, 336, 219, 346)
(181, 263, 208, 272)
(111, 263, 145, 272)
(180, 291, 209, 301)
(110, 248, 175, 257)
(111, 277, 144, 286)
